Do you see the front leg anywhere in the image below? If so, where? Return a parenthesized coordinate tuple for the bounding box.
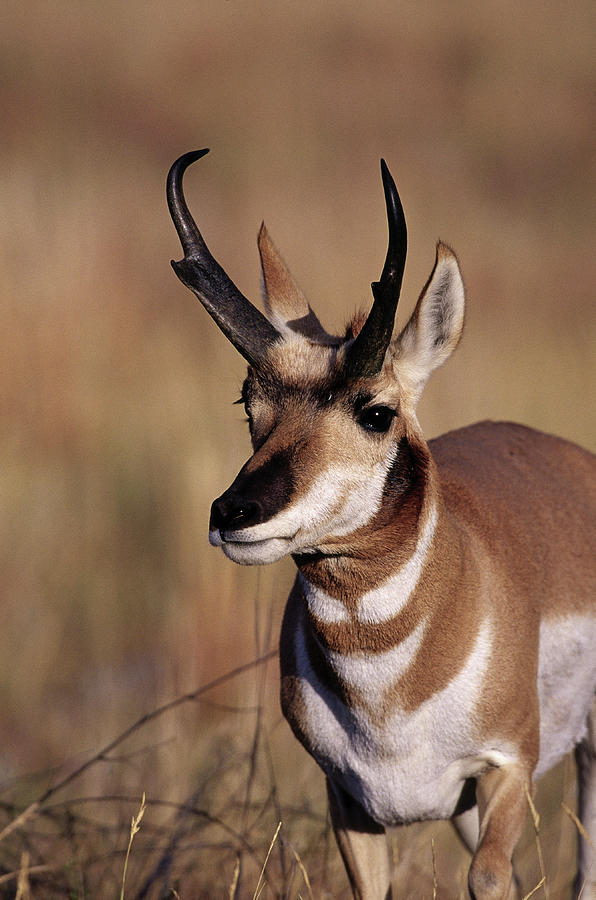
(327, 778, 392, 900)
(468, 763, 530, 900)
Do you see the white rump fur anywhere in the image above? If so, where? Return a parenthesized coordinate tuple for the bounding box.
(392, 242, 465, 404)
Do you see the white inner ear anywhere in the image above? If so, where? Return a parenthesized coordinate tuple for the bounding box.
(393, 243, 465, 404)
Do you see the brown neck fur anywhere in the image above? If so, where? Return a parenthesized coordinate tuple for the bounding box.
(293, 427, 432, 603)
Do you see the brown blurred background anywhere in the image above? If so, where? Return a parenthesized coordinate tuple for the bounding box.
(1, 0, 594, 895)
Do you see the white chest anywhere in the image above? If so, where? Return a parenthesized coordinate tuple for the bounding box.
(290, 608, 508, 825)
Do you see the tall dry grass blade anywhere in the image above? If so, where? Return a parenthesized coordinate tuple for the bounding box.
(228, 857, 240, 899)
(120, 792, 147, 900)
(15, 852, 30, 900)
(252, 821, 282, 900)
(562, 801, 595, 851)
(288, 842, 315, 900)
(525, 787, 548, 899)
(431, 837, 438, 900)
(562, 802, 593, 899)
(240, 582, 273, 855)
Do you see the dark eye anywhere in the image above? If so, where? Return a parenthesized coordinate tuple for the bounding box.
(233, 393, 253, 429)
(358, 405, 396, 433)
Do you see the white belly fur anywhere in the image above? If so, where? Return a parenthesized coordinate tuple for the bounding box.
(536, 614, 596, 778)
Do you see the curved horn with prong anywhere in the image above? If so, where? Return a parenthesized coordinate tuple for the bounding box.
(345, 159, 407, 378)
(167, 149, 280, 366)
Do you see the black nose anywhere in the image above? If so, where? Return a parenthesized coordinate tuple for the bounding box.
(210, 493, 263, 533)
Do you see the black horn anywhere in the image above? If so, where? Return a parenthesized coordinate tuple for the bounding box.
(345, 159, 407, 378)
(167, 150, 280, 366)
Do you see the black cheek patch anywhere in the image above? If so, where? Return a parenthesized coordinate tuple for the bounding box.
(382, 436, 419, 501)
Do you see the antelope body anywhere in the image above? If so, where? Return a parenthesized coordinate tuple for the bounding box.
(167, 149, 596, 899)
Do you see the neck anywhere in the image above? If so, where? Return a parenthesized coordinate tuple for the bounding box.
(280, 437, 489, 723)
(293, 433, 435, 605)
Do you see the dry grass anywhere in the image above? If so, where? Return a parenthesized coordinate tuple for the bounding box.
(0, 678, 584, 897)
(1, 0, 594, 895)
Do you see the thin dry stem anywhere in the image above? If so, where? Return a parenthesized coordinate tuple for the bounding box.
(525, 787, 548, 899)
(562, 801, 595, 851)
(563, 802, 593, 899)
(523, 876, 546, 900)
(120, 792, 147, 900)
(228, 857, 241, 899)
(15, 852, 30, 900)
(0, 865, 54, 887)
(288, 842, 315, 900)
(0, 802, 40, 845)
(0, 652, 275, 845)
(253, 821, 282, 900)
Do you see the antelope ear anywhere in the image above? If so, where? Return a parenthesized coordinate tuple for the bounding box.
(393, 242, 465, 405)
(258, 223, 337, 343)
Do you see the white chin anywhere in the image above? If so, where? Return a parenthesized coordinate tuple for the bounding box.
(220, 537, 293, 566)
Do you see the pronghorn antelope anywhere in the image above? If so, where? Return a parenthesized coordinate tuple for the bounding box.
(167, 149, 596, 899)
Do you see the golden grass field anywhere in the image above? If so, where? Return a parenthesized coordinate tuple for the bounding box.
(1, 0, 595, 895)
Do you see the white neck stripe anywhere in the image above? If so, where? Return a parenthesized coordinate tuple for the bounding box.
(302, 502, 438, 626)
(357, 502, 438, 624)
(327, 618, 427, 708)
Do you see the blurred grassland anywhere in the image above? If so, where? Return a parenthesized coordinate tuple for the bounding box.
(1, 0, 595, 895)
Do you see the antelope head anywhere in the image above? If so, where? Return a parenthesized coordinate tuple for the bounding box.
(167, 150, 465, 566)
